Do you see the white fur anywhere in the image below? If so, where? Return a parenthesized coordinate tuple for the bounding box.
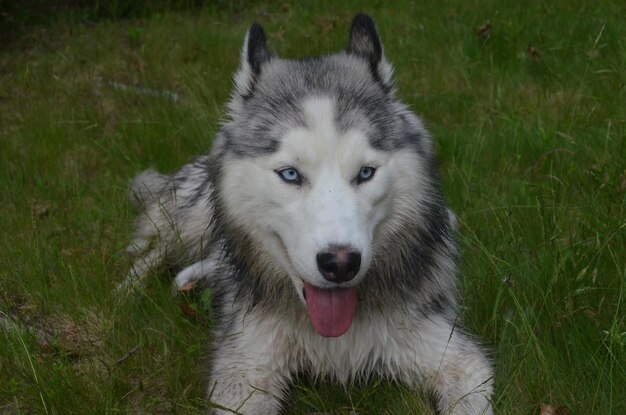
(205, 97, 492, 414)
(173, 249, 221, 292)
(207, 297, 492, 414)
(219, 97, 430, 299)
(119, 162, 216, 292)
(124, 18, 494, 414)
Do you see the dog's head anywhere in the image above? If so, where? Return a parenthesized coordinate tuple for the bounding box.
(213, 14, 440, 337)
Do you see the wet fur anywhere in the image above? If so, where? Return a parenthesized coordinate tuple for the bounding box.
(123, 14, 493, 415)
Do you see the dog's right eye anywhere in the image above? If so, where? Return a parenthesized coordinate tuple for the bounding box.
(356, 166, 377, 184)
(276, 167, 302, 185)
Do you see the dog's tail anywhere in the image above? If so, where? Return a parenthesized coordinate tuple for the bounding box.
(129, 169, 170, 211)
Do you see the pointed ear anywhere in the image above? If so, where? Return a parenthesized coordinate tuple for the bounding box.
(347, 14, 394, 92)
(232, 23, 271, 99)
(245, 23, 270, 75)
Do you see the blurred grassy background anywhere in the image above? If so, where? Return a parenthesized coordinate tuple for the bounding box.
(0, 1, 624, 413)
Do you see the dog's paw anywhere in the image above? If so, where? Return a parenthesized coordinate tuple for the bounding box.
(172, 257, 219, 294)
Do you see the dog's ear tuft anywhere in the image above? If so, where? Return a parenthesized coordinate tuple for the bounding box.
(347, 14, 394, 92)
(347, 14, 382, 64)
(229, 23, 271, 113)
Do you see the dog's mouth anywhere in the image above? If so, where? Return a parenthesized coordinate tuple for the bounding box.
(302, 282, 356, 338)
(273, 233, 357, 338)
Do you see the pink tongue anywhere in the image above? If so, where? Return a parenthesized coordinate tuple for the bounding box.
(303, 283, 356, 337)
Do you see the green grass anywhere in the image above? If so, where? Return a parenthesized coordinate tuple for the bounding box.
(1, 1, 624, 413)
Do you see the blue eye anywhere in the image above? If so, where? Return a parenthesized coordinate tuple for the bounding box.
(357, 166, 376, 184)
(277, 167, 302, 185)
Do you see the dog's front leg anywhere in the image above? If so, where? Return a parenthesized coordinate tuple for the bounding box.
(400, 316, 494, 415)
(206, 311, 293, 414)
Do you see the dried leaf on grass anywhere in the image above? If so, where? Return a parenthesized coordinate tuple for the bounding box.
(527, 45, 540, 62)
(179, 302, 201, 320)
(31, 200, 51, 219)
(316, 16, 337, 35)
(475, 21, 492, 40)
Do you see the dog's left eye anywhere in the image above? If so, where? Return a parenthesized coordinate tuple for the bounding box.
(357, 166, 376, 184)
(277, 167, 302, 185)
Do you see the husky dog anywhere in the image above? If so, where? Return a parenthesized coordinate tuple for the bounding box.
(124, 14, 493, 415)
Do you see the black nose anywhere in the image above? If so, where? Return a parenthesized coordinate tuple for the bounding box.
(316, 248, 361, 283)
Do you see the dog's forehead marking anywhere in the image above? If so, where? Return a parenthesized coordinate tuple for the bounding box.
(276, 96, 378, 169)
(302, 96, 337, 139)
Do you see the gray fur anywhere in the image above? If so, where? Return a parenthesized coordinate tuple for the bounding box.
(122, 14, 494, 415)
